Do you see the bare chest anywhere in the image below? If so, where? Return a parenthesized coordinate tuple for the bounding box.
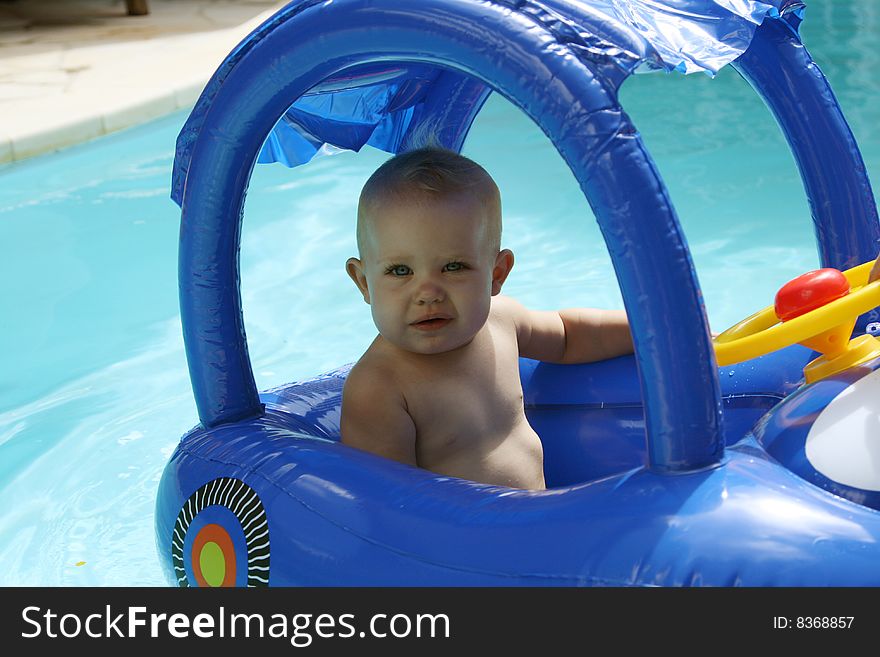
(400, 324, 526, 447)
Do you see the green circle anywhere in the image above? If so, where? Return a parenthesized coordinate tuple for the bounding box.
(199, 541, 226, 587)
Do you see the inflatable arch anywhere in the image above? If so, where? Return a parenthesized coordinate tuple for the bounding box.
(157, 0, 880, 586)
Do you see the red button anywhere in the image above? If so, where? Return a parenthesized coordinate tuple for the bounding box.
(774, 268, 850, 322)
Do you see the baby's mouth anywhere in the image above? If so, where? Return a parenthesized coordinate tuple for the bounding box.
(411, 316, 453, 331)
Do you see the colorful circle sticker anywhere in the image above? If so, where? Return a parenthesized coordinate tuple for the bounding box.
(171, 478, 270, 587)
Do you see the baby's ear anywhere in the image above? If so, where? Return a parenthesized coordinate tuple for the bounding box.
(491, 249, 515, 295)
(346, 257, 371, 304)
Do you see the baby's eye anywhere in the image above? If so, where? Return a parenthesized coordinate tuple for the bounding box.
(385, 264, 412, 276)
(443, 261, 466, 272)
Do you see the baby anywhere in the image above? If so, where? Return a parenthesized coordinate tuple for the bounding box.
(341, 147, 633, 490)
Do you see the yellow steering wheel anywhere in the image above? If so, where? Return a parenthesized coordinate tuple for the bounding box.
(714, 260, 880, 381)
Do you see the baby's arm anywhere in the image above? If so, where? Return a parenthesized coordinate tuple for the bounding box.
(340, 363, 418, 466)
(494, 295, 633, 364)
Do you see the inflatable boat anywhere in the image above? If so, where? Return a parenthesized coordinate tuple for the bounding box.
(155, 0, 880, 586)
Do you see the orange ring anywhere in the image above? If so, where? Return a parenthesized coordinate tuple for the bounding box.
(191, 523, 237, 587)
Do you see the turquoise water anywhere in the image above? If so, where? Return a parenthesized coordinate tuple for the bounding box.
(1, 2, 878, 585)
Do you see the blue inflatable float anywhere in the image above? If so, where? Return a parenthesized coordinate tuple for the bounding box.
(156, 0, 880, 586)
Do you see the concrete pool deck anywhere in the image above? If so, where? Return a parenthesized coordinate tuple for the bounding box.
(0, 0, 287, 164)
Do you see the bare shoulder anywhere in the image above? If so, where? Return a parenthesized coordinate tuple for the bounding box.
(490, 295, 537, 347)
(489, 294, 528, 328)
(340, 345, 417, 465)
(342, 348, 403, 413)
(491, 295, 568, 362)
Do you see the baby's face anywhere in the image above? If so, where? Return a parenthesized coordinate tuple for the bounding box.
(348, 192, 511, 355)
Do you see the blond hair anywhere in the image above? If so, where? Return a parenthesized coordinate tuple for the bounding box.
(356, 147, 502, 255)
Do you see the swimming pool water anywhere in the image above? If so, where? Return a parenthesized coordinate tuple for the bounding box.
(1, 1, 878, 585)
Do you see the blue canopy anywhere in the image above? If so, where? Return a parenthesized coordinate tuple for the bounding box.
(172, 0, 797, 192)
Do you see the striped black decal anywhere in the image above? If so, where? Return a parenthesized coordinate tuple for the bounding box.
(171, 477, 270, 587)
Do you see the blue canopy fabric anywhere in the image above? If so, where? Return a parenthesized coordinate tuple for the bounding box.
(253, 0, 793, 169)
(256, 63, 440, 167)
(172, 0, 798, 194)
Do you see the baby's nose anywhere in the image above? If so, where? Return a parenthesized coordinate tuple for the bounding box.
(415, 280, 445, 305)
